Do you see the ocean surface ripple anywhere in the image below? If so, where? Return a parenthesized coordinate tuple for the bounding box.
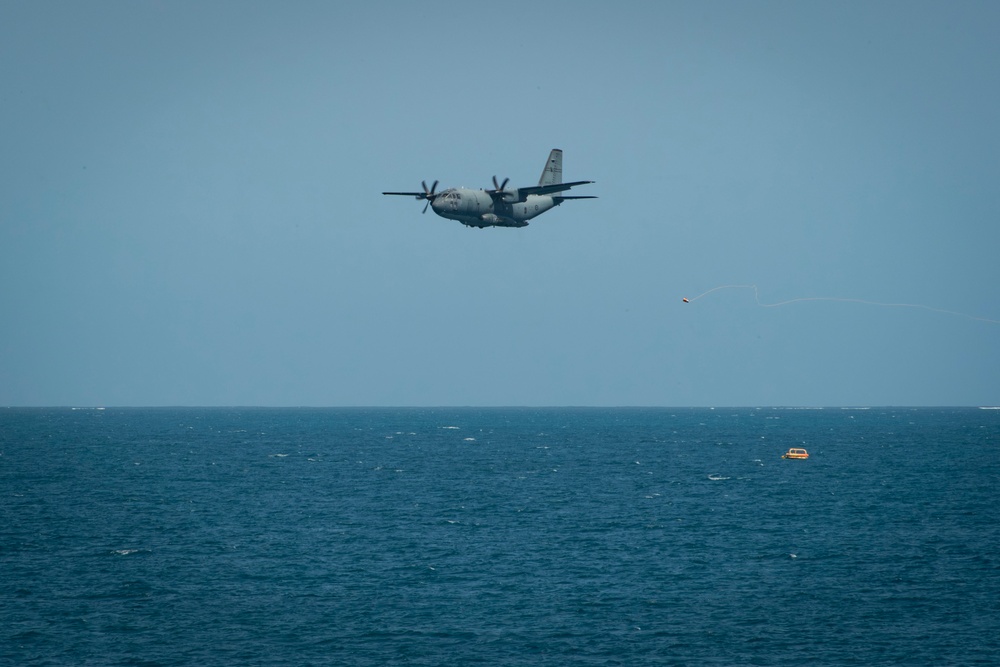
(2, 407, 998, 665)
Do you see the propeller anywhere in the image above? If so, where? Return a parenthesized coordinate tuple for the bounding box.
(490, 175, 520, 203)
(382, 180, 440, 213)
(421, 180, 439, 213)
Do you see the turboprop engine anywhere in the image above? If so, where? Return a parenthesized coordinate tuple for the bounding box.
(491, 176, 522, 203)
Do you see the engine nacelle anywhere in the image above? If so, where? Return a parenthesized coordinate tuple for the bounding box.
(501, 187, 520, 203)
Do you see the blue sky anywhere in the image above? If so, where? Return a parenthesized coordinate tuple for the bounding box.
(2, 0, 998, 406)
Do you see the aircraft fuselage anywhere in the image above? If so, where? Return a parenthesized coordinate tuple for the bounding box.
(430, 188, 559, 228)
(383, 149, 596, 228)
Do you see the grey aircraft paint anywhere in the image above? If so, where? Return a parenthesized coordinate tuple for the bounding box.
(383, 149, 597, 228)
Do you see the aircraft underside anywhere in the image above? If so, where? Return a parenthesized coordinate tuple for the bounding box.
(444, 213, 529, 228)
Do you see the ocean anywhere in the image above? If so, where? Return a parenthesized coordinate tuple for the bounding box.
(2, 407, 998, 666)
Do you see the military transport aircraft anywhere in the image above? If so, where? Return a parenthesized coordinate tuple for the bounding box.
(383, 149, 596, 228)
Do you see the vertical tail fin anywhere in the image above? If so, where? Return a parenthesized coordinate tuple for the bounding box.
(538, 148, 563, 187)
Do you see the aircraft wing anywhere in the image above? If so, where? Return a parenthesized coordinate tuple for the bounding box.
(382, 191, 426, 197)
(515, 180, 595, 197)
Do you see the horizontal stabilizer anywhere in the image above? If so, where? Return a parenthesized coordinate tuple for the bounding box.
(518, 180, 595, 197)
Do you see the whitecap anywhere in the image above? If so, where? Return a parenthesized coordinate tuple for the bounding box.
(464, 437, 476, 442)
(707, 474, 730, 481)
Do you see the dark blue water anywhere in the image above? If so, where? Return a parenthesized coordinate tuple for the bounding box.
(2, 407, 998, 665)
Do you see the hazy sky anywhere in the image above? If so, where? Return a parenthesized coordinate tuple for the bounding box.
(2, 1, 998, 407)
